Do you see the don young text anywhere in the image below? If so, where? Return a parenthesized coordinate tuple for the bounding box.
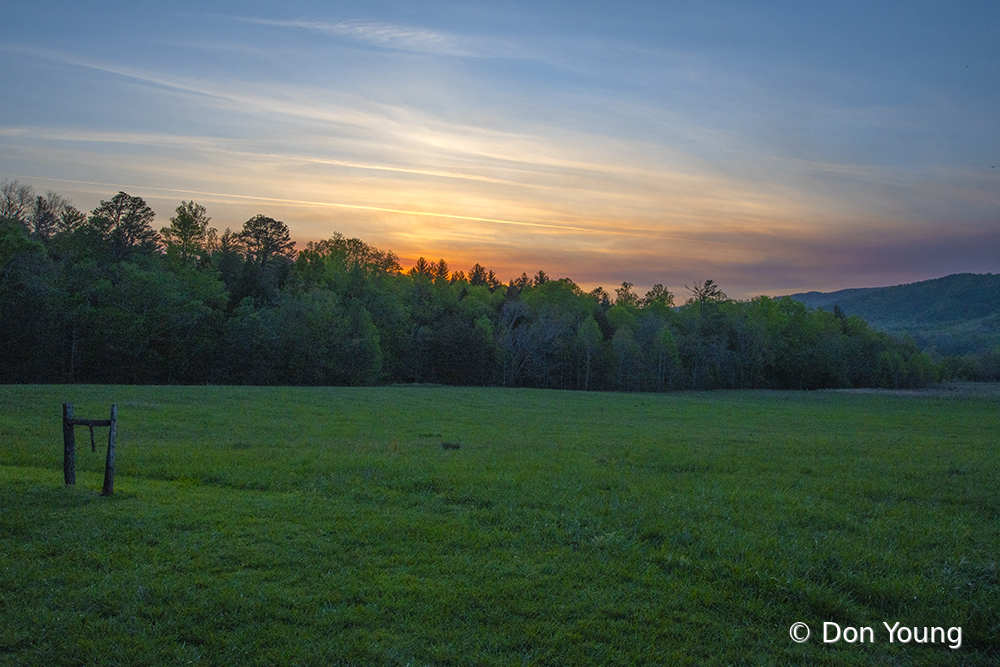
(822, 622, 962, 649)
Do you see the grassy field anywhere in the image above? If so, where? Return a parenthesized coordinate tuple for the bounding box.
(1, 384, 998, 666)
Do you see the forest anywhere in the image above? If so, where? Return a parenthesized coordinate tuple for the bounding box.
(792, 272, 1000, 371)
(0, 180, 951, 389)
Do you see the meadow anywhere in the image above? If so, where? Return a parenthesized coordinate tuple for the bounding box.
(1, 384, 998, 666)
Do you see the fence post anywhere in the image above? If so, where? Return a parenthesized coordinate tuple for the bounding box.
(101, 404, 117, 496)
(63, 403, 76, 486)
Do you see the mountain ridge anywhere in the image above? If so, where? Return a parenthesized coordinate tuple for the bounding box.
(786, 273, 1000, 356)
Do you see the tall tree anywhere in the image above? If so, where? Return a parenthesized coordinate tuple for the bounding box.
(301, 232, 402, 275)
(612, 325, 641, 390)
(468, 263, 487, 286)
(30, 195, 58, 240)
(161, 201, 214, 267)
(89, 192, 160, 260)
(0, 180, 34, 226)
(577, 315, 603, 390)
(651, 323, 680, 390)
(211, 228, 247, 295)
(485, 269, 503, 293)
(410, 256, 432, 277)
(0, 217, 59, 381)
(223, 216, 296, 307)
(239, 214, 295, 267)
(59, 206, 87, 234)
(23, 191, 83, 249)
(589, 286, 611, 309)
(506, 272, 530, 299)
(614, 281, 640, 308)
(685, 279, 727, 306)
(643, 284, 675, 310)
(433, 258, 449, 283)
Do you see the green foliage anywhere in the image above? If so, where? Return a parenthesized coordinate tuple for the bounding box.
(88, 191, 161, 261)
(297, 232, 403, 282)
(0, 185, 963, 390)
(62, 259, 226, 383)
(606, 304, 637, 332)
(685, 278, 727, 306)
(2, 385, 999, 665)
(161, 201, 215, 267)
(614, 281, 640, 308)
(611, 325, 641, 390)
(0, 219, 60, 381)
(239, 214, 295, 267)
(649, 322, 680, 390)
(642, 283, 675, 314)
(792, 273, 1000, 356)
(577, 315, 603, 391)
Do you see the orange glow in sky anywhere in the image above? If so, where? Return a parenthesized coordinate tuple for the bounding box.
(3, 2, 999, 299)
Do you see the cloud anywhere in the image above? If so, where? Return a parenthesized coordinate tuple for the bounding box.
(0, 124, 542, 188)
(4, 43, 828, 236)
(5, 21, 996, 304)
(239, 17, 512, 58)
(21, 173, 751, 249)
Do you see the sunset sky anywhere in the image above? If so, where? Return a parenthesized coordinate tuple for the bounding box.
(2, 1, 998, 299)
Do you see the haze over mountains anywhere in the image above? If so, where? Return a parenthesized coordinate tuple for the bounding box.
(788, 273, 1000, 356)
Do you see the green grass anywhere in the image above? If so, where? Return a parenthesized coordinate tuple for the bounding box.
(1, 385, 998, 666)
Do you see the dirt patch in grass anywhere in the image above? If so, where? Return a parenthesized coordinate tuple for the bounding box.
(825, 382, 1000, 398)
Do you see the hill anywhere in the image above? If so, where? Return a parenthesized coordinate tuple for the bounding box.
(788, 273, 1000, 356)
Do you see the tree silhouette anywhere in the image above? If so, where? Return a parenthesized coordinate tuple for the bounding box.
(685, 279, 727, 307)
(161, 201, 214, 267)
(239, 214, 295, 267)
(89, 192, 160, 260)
(410, 257, 432, 277)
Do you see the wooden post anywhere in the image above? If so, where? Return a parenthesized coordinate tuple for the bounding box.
(102, 404, 117, 496)
(63, 403, 76, 486)
(63, 403, 117, 494)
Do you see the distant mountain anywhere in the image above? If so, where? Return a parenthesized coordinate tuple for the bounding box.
(787, 273, 1000, 356)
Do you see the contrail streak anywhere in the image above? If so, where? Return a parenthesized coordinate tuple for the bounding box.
(23, 176, 737, 245)
(26, 177, 594, 232)
(223, 150, 535, 188)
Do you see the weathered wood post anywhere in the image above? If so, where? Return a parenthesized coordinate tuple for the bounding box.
(62, 403, 117, 495)
(63, 403, 76, 486)
(102, 404, 117, 496)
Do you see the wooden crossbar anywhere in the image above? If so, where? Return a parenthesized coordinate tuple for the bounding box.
(66, 418, 112, 427)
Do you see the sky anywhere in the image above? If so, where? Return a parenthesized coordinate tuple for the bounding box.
(2, 0, 998, 300)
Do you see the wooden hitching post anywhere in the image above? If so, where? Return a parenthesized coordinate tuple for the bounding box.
(63, 403, 76, 486)
(62, 402, 117, 494)
(101, 404, 117, 496)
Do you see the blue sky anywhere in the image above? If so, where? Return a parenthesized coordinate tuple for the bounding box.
(2, 0, 998, 298)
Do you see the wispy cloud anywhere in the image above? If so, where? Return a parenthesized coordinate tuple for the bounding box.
(3, 46, 817, 229)
(0, 124, 538, 188)
(239, 17, 512, 58)
(17, 176, 642, 237)
(0, 125, 216, 150)
(5, 3, 996, 302)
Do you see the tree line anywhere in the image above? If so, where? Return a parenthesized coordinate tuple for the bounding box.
(1, 180, 949, 389)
